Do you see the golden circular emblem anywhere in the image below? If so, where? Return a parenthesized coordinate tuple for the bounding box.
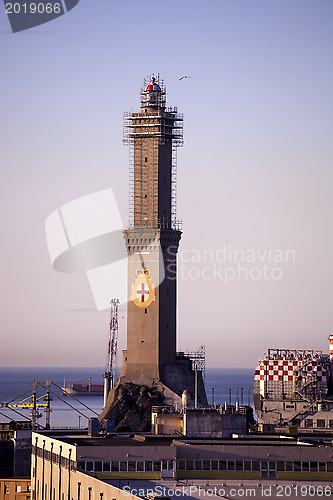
(130, 270, 155, 308)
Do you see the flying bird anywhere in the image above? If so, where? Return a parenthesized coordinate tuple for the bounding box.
(179, 76, 193, 80)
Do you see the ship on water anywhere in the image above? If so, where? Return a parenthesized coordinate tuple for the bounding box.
(62, 377, 103, 396)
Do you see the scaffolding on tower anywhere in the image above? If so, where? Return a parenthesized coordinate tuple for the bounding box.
(103, 298, 120, 408)
(123, 74, 184, 230)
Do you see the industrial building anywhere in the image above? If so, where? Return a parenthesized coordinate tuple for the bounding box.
(253, 335, 333, 430)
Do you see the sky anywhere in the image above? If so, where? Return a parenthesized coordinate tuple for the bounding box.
(0, 0, 333, 370)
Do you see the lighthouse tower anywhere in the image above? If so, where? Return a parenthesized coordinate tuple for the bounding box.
(101, 76, 207, 418)
(121, 75, 183, 382)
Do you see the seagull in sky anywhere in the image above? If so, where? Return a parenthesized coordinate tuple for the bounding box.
(179, 76, 194, 80)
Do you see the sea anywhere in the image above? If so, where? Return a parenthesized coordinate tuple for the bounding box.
(0, 367, 255, 429)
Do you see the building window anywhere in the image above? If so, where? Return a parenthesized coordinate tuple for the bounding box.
(319, 462, 326, 472)
(310, 462, 318, 472)
(329, 420, 333, 428)
(294, 462, 301, 471)
(244, 461, 252, 471)
(277, 462, 285, 471)
(5, 485, 10, 495)
(317, 419, 325, 428)
(145, 309, 148, 314)
(286, 462, 293, 471)
(302, 462, 310, 472)
(328, 463, 333, 472)
(305, 419, 313, 428)
(137, 462, 144, 472)
(16, 486, 22, 493)
(128, 462, 136, 472)
(194, 460, 202, 470)
(86, 462, 94, 472)
(120, 462, 127, 472)
(95, 461, 102, 472)
(186, 460, 194, 470)
(145, 157, 148, 162)
(211, 460, 218, 470)
(227, 460, 235, 471)
(153, 461, 161, 471)
(203, 460, 210, 470)
(111, 462, 119, 471)
(102, 462, 110, 472)
(178, 460, 185, 471)
(219, 460, 226, 470)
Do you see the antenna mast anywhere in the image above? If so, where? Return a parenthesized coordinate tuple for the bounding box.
(104, 298, 120, 407)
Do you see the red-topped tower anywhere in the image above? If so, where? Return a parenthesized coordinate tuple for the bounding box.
(101, 75, 207, 419)
(121, 75, 183, 383)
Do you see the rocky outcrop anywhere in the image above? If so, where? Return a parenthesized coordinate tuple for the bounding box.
(102, 382, 165, 432)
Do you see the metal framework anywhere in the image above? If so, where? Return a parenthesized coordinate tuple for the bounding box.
(123, 75, 184, 230)
(266, 349, 323, 360)
(0, 379, 99, 430)
(106, 298, 120, 389)
(178, 346, 206, 379)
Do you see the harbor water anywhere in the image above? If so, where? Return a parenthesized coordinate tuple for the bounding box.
(0, 367, 255, 429)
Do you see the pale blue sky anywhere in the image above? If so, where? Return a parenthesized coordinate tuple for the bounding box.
(1, 0, 333, 368)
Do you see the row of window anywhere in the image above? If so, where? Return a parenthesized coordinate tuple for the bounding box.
(304, 419, 333, 428)
(32, 446, 76, 471)
(176, 460, 333, 473)
(77, 460, 174, 473)
(0, 484, 30, 494)
(76, 459, 333, 474)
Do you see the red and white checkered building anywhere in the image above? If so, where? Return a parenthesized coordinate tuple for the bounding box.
(254, 350, 328, 400)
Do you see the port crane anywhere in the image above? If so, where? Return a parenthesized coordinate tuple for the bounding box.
(104, 298, 120, 407)
(1, 379, 52, 429)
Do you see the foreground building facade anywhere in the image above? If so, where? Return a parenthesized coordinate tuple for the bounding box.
(31, 429, 333, 500)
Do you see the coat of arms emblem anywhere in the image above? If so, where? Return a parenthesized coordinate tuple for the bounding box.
(130, 269, 155, 308)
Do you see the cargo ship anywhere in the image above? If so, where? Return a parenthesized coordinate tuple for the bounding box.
(62, 377, 103, 396)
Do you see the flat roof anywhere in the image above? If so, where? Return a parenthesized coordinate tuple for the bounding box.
(38, 431, 323, 449)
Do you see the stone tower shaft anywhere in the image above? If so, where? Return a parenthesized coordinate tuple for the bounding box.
(121, 75, 183, 382)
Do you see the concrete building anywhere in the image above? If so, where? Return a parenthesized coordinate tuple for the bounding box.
(151, 405, 249, 438)
(31, 429, 333, 500)
(0, 424, 31, 478)
(0, 479, 31, 500)
(101, 76, 207, 420)
(253, 336, 333, 430)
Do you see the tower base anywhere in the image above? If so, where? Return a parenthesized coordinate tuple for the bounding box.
(99, 359, 207, 429)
